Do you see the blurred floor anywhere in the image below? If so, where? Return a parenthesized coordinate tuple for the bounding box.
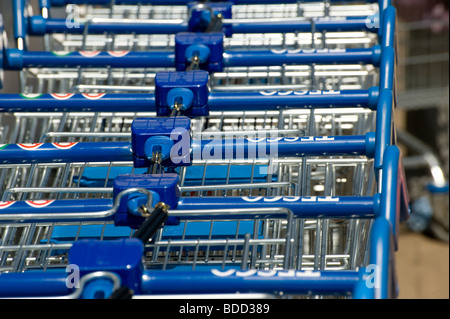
(396, 226, 449, 299)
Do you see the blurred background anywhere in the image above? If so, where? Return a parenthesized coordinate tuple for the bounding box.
(0, 0, 448, 299)
(393, 0, 449, 299)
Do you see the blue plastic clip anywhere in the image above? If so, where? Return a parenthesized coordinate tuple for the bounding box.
(131, 116, 191, 168)
(69, 238, 144, 297)
(113, 173, 180, 228)
(188, 1, 232, 36)
(155, 71, 210, 117)
(175, 33, 224, 72)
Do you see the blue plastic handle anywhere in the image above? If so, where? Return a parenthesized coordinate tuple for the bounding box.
(208, 88, 379, 111)
(0, 93, 156, 112)
(47, 0, 378, 6)
(0, 142, 132, 165)
(4, 45, 382, 70)
(0, 89, 378, 113)
(28, 16, 376, 36)
(223, 47, 382, 67)
(0, 195, 377, 223)
(0, 268, 370, 298)
(140, 269, 361, 296)
(0, 134, 376, 165)
(5, 49, 175, 70)
(29, 16, 188, 36)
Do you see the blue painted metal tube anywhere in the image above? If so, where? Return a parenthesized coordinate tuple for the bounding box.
(192, 134, 375, 160)
(4, 49, 175, 70)
(0, 89, 378, 113)
(381, 6, 396, 49)
(0, 272, 71, 297)
(374, 89, 393, 171)
(4, 47, 381, 70)
(0, 196, 376, 222)
(176, 195, 378, 219)
(230, 17, 373, 34)
(29, 16, 373, 36)
(0, 93, 156, 113)
(380, 145, 403, 246)
(0, 269, 362, 297)
(223, 46, 382, 67)
(141, 269, 361, 295)
(0, 199, 113, 223)
(208, 88, 379, 111)
(379, 47, 395, 91)
(47, 0, 377, 5)
(368, 217, 392, 299)
(0, 142, 131, 165)
(13, 0, 27, 47)
(0, 134, 375, 165)
(29, 16, 188, 36)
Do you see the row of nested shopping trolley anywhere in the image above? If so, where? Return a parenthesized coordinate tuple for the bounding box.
(0, 0, 410, 299)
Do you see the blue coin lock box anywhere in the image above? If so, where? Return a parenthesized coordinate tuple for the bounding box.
(155, 71, 210, 117)
(175, 33, 224, 72)
(187, 1, 232, 36)
(69, 238, 144, 295)
(113, 173, 180, 228)
(131, 116, 191, 168)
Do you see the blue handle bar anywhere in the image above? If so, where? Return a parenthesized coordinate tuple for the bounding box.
(28, 16, 374, 36)
(5, 49, 176, 70)
(0, 133, 376, 165)
(4, 47, 381, 70)
(0, 93, 157, 112)
(30, 0, 393, 38)
(0, 88, 379, 113)
(0, 195, 377, 223)
(45, 0, 379, 6)
(29, 16, 189, 35)
(0, 268, 366, 298)
(223, 47, 382, 67)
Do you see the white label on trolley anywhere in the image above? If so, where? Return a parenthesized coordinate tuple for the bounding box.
(107, 51, 130, 57)
(81, 93, 106, 100)
(17, 143, 44, 150)
(259, 90, 341, 96)
(25, 200, 55, 208)
(211, 269, 321, 278)
(270, 48, 346, 54)
(0, 201, 15, 209)
(242, 196, 340, 203)
(52, 142, 78, 150)
(79, 51, 101, 57)
(51, 93, 75, 100)
(246, 137, 335, 143)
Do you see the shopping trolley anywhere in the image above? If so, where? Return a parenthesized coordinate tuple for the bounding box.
(0, 0, 409, 299)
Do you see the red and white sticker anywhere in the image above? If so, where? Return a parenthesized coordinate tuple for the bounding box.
(50, 93, 75, 100)
(79, 51, 101, 57)
(107, 51, 129, 57)
(17, 143, 43, 150)
(82, 93, 106, 100)
(51, 142, 78, 150)
(0, 201, 15, 209)
(25, 200, 55, 208)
